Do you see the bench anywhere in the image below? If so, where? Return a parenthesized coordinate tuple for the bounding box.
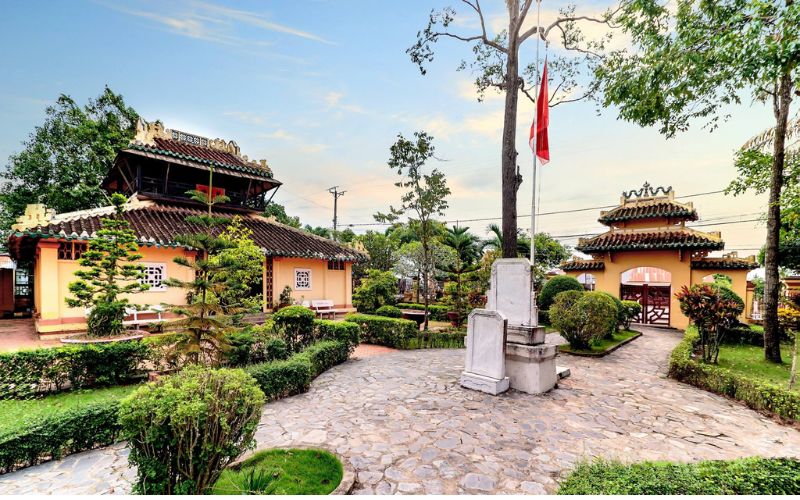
(310, 300, 350, 319)
(86, 305, 167, 329)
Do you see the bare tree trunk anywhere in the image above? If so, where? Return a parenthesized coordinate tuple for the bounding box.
(764, 72, 793, 363)
(501, 1, 521, 259)
(789, 332, 798, 389)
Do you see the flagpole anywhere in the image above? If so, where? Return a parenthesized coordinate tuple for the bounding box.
(531, 0, 542, 323)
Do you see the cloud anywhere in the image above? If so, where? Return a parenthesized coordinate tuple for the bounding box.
(323, 91, 366, 115)
(260, 129, 329, 154)
(261, 129, 297, 141)
(223, 111, 266, 125)
(457, 79, 504, 102)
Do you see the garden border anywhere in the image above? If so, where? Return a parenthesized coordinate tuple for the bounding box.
(558, 331, 642, 358)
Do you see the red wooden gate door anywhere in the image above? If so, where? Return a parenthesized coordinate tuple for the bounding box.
(620, 284, 671, 326)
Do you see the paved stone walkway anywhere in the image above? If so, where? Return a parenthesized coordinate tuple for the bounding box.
(2, 327, 800, 494)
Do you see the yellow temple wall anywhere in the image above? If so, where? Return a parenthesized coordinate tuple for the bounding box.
(270, 257, 352, 307)
(689, 268, 750, 323)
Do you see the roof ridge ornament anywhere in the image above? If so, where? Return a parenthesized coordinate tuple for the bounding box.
(622, 182, 673, 200)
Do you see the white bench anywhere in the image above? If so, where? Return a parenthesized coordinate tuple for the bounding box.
(310, 300, 349, 319)
(86, 305, 167, 329)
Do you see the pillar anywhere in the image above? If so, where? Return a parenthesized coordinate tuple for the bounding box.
(37, 241, 61, 320)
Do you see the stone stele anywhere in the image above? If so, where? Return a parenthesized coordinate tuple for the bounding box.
(460, 309, 510, 395)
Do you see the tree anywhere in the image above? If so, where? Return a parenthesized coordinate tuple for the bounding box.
(165, 188, 236, 365)
(483, 224, 569, 288)
(394, 240, 457, 303)
(443, 225, 482, 265)
(357, 230, 399, 271)
(442, 226, 482, 324)
(304, 224, 332, 239)
(377, 132, 451, 330)
(595, 0, 800, 363)
(0, 86, 138, 230)
(409, 1, 620, 257)
(66, 193, 148, 337)
(353, 270, 398, 313)
(263, 202, 301, 228)
(213, 216, 266, 318)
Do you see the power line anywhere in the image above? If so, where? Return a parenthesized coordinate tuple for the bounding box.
(327, 186, 346, 237)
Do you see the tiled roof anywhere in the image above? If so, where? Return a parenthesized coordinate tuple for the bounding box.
(13, 200, 367, 262)
(126, 137, 275, 180)
(576, 229, 724, 253)
(598, 200, 698, 224)
(691, 257, 758, 270)
(560, 259, 605, 271)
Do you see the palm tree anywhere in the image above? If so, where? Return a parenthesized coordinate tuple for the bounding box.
(443, 226, 482, 265)
(482, 223, 530, 257)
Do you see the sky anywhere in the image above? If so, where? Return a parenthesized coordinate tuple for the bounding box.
(0, 0, 778, 261)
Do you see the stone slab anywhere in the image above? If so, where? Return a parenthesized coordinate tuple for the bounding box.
(486, 258, 535, 327)
(463, 309, 507, 381)
(507, 325, 546, 345)
(505, 343, 557, 394)
(460, 372, 510, 396)
(556, 365, 571, 380)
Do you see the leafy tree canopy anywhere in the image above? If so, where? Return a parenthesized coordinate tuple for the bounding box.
(263, 202, 301, 228)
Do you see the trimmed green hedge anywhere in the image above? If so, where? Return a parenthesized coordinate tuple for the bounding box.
(558, 457, 800, 494)
(245, 339, 352, 401)
(720, 324, 764, 346)
(396, 303, 449, 321)
(314, 319, 360, 349)
(668, 328, 800, 422)
(344, 314, 418, 348)
(406, 331, 466, 349)
(0, 341, 150, 399)
(0, 400, 121, 473)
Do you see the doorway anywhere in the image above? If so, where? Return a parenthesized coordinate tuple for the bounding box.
(620, 267, 671, 326)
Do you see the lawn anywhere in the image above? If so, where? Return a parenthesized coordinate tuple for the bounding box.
(212, 448, 343, 495)
(716, 342, 797, 392)
(0, 384, 140, 435)
(559, 329, 640, 356)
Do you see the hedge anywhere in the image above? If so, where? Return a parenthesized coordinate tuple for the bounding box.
(0, 400, 121, 473)
(558, 457, 800, 494)
(313, 319, 360, 349)
(668, 328, 800, 423)
(406, 331, 466, 349)
(343, 314, 418, 348)
(0, 341, 150, 399)
(396, 303, 449, 321)
(719, 324, 764, 346)
(245, 339, 352, 401)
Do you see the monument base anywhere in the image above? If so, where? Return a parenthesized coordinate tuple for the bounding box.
(505, 343, 557, 394)
(460, 372, 510, 395)
(506, 324, 546, 345)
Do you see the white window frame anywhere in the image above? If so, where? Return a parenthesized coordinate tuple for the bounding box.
(294, 268, 312, 290)
(140, 262, 167, 291)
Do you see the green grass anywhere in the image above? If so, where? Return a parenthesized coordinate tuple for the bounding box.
(716, 342, 797, 392)
(0, 384, 139, 435)
(559, 329, 639, 355)
(557, 457, 800, 494)
(211, 448, 343, 495)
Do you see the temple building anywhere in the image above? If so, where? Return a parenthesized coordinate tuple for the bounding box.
(560, 183, 758, 329)
(6, 120, 366, 335)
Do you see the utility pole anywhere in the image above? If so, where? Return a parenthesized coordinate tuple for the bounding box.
(327, 186, 346, 239)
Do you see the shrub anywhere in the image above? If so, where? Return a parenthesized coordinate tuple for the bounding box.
(141, 332, 190, 371)
(277, 285, 293, 309)
(598, 291, 623, 333)
(538, 309, 550, 326)
(273, 305, 316, 352)
(344, 314, 418, 348)
(353, 270, 397, 313)
(295, 340, 352, 377)
(669, 328, 800, 422)
(557, 457, 800, 495)
(223, 329, 289, 367)
(720, 324, 763, 346)
(619, 300, 642, 329)
(550, 291, 616, 350)
(396, 302, 449, 321)
(539, 275, 584, 311)
(314, 319, 360, 350)
(119, 366, 265, 495)
(0, 341, 150, 399)
(375, 305, 403, 318)
(676, 284, 743, 362)
(0, 400, 121, 474)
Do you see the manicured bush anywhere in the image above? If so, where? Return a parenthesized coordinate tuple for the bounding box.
(550, 291, 616, 350)
(720, 323, 764, 346)
(0, 340, 150, 399)
(557, 457, 800, 494)
(375, 305, 403, 318)
(598, 291, 623, 333)
(353, 270, 397, 313)
(314, 319, 360, 350)
(676, 283, 743, 363)
(619, 300, 643, 329)
(396, 303, 449, 321)
(223, 329, 289, 367)
(539, 275, 584, 311)
(295, 340, 352, 377)
(538, 309, 550, 326)
(119, 366, 265, 495)
(669, 328, 800, 422)
(141, 332, 190, 371)
(0, 400, 121, 473)
(406, 331, 466, 349)
(273, 305, 316, 352)
(344, 314, 418, 348)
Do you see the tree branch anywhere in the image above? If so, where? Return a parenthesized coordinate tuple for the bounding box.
(456, 0, 509, 53)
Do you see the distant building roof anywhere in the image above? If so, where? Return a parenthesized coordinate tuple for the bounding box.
(598, 200, 698, 224)
(9, 197, 366, 262)
(576, 228, 724, 253)
(691, 255, 758, 270)
(560, 259, 605, 271)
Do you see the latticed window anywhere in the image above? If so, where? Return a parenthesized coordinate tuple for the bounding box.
(327, 260, 345, 271)
(140, 263, 167, 290)
(294, 268, 311, 290)
(57, 242, 87, 260)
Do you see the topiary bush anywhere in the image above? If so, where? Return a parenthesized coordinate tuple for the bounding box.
(550, 290, 617, 350)
(619, 300, 643, 330)
(223, 330, 290, 367)
(598, 291, 623, 334)
(343, 314, 418, 348)
(396, 303, 449, 321)
(353, 270, 397, 313)
(539, 275, 584, 311)
(272, 305, 316, 352)
(314, 320, 360, 350)
(119, 366, 265, 495)
(0, 341, 150, 399)
(375, 305, 403, 318)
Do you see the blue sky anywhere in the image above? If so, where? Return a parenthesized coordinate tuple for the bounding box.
(0, 0, 777, 258)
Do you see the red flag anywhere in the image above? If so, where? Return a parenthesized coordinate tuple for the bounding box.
(528, 59, 550, 164)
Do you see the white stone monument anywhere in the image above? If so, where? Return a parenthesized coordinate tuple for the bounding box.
(487, 258, 558, 394)
(460, 309, 510, 395)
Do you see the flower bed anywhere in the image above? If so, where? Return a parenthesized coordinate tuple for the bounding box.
(557, 457, 800, 494)
(558, 330, 641, 357)
(668, 328, 800, 423)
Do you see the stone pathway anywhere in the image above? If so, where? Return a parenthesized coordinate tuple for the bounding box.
(2, 327, 800, 494)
